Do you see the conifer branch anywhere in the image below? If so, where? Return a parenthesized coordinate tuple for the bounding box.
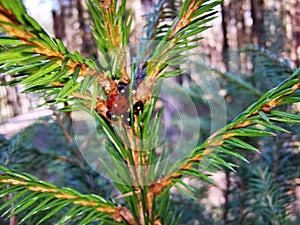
(145, 0, 221, 78)
(0, 5, 101, 78)
(87, 0, 132, 83)
(0, 2, 118, 101)
(0, 1, 120, 120)
(168, 0, 203, 40)
(144, 0, 180, 40)
(148, 68, 300, 197)
(99, 0, 129, 83)
(212, 68, 262, 97)
(135, 0, 222, 109)
(0, 166, 137, 224)
(1, 0, 299, 223)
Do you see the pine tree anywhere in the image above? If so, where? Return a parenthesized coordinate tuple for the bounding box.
(0, 0, 300, 224)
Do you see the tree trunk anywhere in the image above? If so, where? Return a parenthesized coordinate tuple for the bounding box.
(291, 0, 300, 67)
(251, 0, 265, 46)
(0, 77, 32, 122)
(52, 0, 96, 58)
(221, 3, 229, 71)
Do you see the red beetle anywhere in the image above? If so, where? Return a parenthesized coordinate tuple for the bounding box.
(105, 74, 146, 124)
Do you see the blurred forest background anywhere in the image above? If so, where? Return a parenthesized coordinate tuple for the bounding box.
(0, 0, 299, 224)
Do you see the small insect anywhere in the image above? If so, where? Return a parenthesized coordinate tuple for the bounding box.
(122, 112, 134, 126)
(106, 94, 129, 117)
(133, 73, 146, 88)
(136, 73, 146, 80)
(118, 82, 128, 95)
(133, 101, 143, 115)
(105, 74, 146, 125)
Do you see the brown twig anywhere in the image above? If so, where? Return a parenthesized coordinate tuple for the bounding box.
(55, 113, 73, 144)
(8, 193, 18, 225)
(79, 130, 97, 152)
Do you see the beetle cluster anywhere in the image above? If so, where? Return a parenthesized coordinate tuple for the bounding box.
(105, 73, 146, 125)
